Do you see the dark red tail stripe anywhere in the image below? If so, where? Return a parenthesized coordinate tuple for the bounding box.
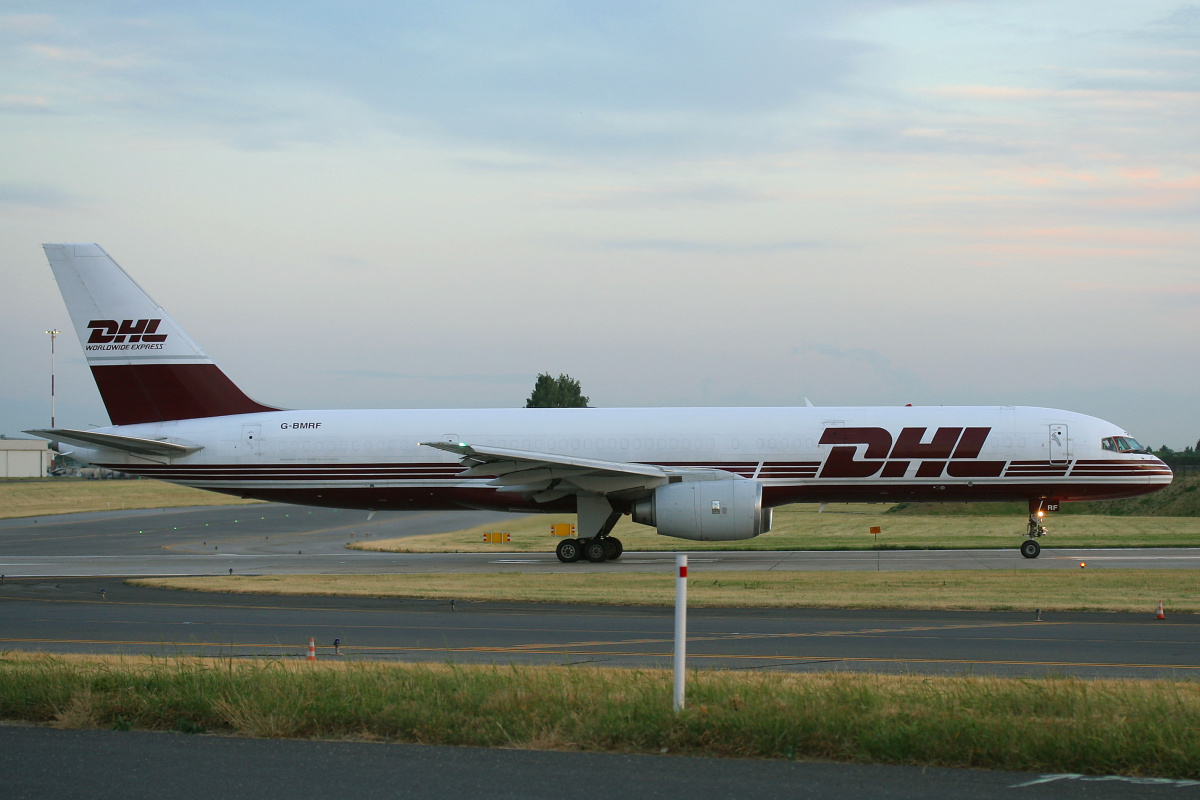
(92, 364, 277, 425)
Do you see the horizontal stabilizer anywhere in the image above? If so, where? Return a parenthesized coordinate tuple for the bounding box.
(25, 428, 203, 457)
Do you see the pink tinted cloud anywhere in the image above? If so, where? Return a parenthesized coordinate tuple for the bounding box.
(924, 85, 1200, 112)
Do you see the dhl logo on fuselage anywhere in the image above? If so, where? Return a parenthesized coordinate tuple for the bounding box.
(819, 426, 1005, 479)
(86, 319, 167, 345)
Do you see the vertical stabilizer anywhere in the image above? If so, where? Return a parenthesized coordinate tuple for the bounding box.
(42, 243, 277, 425)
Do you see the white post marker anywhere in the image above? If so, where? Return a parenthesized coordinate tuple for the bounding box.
(674, 554, 688, 712)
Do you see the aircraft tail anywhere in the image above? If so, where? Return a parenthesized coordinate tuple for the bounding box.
(42, 243, 277, 425)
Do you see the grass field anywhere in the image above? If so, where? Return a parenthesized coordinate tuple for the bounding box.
(891, 471, 1200, 517)
(350, 504, 1200, 554)
(0, 478, 260, 519)
(2, 653, 1197, 777)
(130, 568, 1200, 613)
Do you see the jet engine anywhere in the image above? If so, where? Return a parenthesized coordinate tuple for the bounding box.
(631, 478, 772, 541)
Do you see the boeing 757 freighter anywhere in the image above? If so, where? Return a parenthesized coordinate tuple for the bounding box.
(29, 244, 1172, 561)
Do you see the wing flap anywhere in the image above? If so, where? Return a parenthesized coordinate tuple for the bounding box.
(421, 441, 669, 479)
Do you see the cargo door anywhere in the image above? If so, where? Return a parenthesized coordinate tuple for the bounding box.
(241, 423, 262, 461)
(1048, 424, 1069, 464)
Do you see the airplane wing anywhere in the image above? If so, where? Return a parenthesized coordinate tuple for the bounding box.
(420, 440, 679, 502)
(25, 428, 204, 458)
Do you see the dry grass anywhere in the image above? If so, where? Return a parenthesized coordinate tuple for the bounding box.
(2, 652, 1198, 777)
(0, 478, 260, 519)
(351, 504, 1200, 553)
(130, 568, 1200, 613)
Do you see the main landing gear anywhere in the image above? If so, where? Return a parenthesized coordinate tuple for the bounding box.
(555, 536, 623, 563)
(555, 493, 626, 564)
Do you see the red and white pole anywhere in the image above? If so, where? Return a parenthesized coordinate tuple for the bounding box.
(674, 554, 687, 712)
(307, 637, 316, 661)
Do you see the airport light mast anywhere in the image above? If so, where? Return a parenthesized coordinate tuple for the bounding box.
(45, 328, 59, 428)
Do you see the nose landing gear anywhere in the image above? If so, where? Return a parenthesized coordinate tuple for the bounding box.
(1020, 537, 1041, 559)
(1021, 500, 1052, 559)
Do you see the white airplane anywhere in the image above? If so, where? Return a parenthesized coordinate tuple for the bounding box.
(29, 244, 1172, 562)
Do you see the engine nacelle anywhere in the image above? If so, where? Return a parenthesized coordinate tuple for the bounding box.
(631, 479, 772, 541)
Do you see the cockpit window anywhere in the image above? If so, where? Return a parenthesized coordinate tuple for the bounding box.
(1102, 436, 1147, 454)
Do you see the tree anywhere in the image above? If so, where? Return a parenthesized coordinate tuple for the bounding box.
(525, 373, 589, 408)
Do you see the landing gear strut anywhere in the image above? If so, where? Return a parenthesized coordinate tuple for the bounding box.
(1021, 502, 1048, 559)
(554, 494, 624, 564)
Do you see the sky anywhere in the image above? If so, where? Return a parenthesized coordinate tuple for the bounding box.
(2, 1, 1198, 448)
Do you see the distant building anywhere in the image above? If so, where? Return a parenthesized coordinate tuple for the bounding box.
(0, 437, 55, 478)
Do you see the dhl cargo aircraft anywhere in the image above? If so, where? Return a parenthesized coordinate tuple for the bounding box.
(30, 244, 1172, 562)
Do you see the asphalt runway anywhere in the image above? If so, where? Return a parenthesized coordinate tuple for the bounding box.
(2, 576, 1197, 679)
(3, 502, 1199, 576)
(1, 503, 1198, 679)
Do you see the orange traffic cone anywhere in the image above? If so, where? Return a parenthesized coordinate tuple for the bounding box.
(307, 637, 317, 660)
(1155, 601, 1165, 620)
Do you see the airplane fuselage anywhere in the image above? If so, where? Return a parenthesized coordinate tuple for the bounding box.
(71, 404, 1171, 515)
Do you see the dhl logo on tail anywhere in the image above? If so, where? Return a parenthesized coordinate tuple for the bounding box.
(86, 319, 167, 345)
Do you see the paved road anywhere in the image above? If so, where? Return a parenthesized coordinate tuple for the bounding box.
(2, 577, 1196, 679)
(5, 724, 1196, 800)
(3, 502, 1199, 576)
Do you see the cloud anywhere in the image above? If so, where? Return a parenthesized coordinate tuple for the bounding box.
(1156, 4, 1200, 30)
(326, 369, 529, 385)
(1066, 282, 1200, 308)
(924, 85, 1200, 113)
(0, 2, 881, 156)
(595, 237, 826, 253)
(787, 343, 929, 401)
(552, 181, 777, 209)
(0, 94, 52, 113)
(0, 14, 56, 34)
(0, 182, 79, 210)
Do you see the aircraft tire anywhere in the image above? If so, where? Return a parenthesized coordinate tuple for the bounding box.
(607, 538, 623, 560)
(556, 538, 582, 563)
(584, 539, 608, 563)
(1020, 539, 1041, 559)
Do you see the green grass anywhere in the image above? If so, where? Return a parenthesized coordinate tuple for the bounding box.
(2, 653, 1197, 778)
(130, 569, 1200, 613)
(890, 472, 1200, 517)
(352, 505, 1200, 554)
